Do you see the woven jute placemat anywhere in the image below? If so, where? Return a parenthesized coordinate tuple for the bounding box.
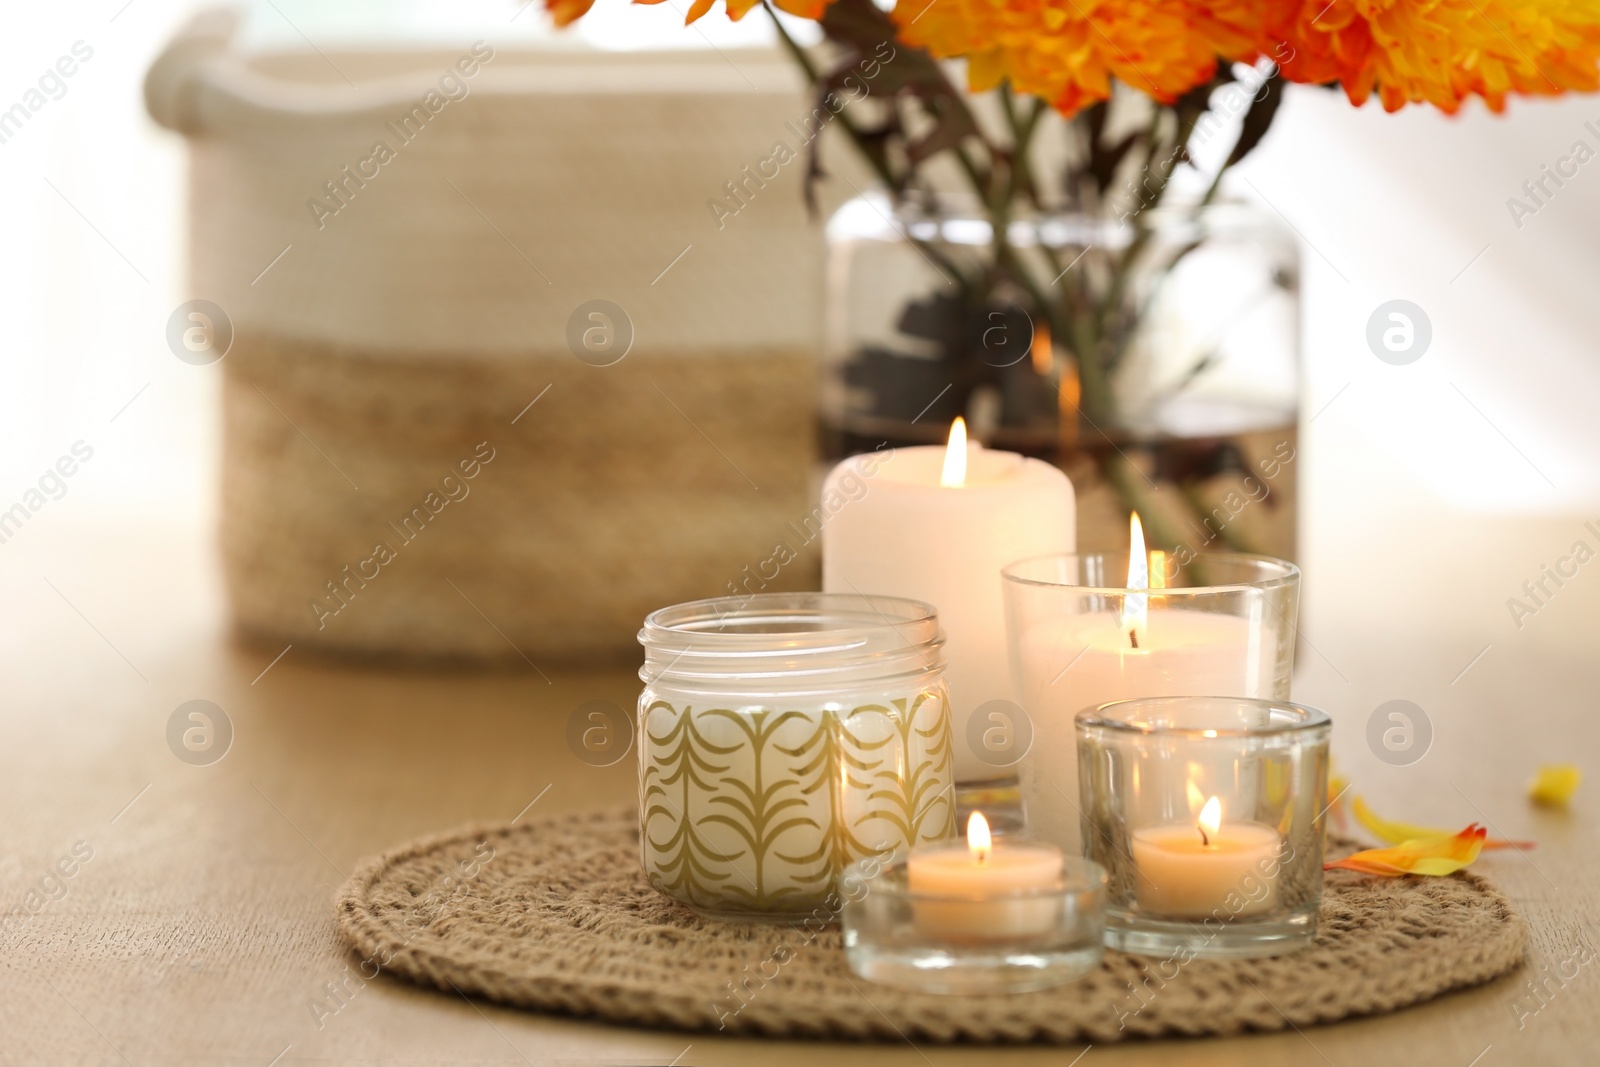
(334, 807, 1527, 1043)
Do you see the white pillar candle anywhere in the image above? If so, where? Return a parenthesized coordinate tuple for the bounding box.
(1013, 517, 1275, 854)
(906, 813, 1063, 940)
(822, 420, 1075, 782)
(1017, 610, 1271, 852)
(1131, 797, 1281, 919)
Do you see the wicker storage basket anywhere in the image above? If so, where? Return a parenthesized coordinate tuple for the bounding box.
(146, 12, 823, 662)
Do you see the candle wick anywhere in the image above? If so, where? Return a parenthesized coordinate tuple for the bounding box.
(1128, 628, 1140, 650)
(1198, 825, 1210, 847)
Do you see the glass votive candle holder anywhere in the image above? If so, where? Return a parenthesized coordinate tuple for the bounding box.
(637, 592, 957, 921)
(841, 814, 1107, 994)
(1003, 550, 1300, 856)
(1076, 696, 1331, 959)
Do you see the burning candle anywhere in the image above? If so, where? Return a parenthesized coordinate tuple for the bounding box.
(1074, 696, 1325, 959)
(822, 419, 1076, 783)
(905, 813, 1064, 941)
(1130, 795, 1281, 919)
(1009, 514, 1280, 854)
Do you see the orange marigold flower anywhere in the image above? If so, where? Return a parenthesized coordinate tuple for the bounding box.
(546, 0, 596, 27)
(892, 0, 1264, 116)
(632, 0, 829, 22)
(547, 0, 1600, 116)
(1268, 0, 1600, 112)
(546, 0, 824, 27)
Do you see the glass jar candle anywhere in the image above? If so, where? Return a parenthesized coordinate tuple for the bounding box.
(638, 593, 957, 920)
(1003, 550, 1300, 856)
(1076, 696, 1332, 958)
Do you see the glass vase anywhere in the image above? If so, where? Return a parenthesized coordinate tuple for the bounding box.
(822, 194, 1301, 561)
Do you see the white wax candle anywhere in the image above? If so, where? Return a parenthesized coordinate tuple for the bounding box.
(822, 426, 1075, 782)
(1016, 609, 1274, 854)
(1131, 820, 1281, 920)
(906, 814, 1063, 940)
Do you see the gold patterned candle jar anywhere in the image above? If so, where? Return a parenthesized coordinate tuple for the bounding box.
(638, 593, 957, 919)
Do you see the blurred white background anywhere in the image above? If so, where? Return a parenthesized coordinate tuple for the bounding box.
(2, 0, 1597, 655)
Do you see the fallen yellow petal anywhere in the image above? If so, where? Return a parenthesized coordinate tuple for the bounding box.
(1325, 824, 1487, 877)
(1529, 765, 1581, 807)
(1352, 795, 1534, 851)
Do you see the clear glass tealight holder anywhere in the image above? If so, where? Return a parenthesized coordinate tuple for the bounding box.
(1076, 697, 1331, 959)
(841, 849, 1107, 994)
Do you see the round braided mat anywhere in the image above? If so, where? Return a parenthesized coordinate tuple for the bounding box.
(334, 807, 1527, 1043)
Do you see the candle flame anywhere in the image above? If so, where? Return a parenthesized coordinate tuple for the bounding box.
(1198, 796, 1222, 847)
(940, 417, 968, 488)
(967, 811, 991, 864)
(1123, 512, 1149, 645)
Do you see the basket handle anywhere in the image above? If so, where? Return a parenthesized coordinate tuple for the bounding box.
(145, 6, 454, 134)
(143, 7, 243, 134)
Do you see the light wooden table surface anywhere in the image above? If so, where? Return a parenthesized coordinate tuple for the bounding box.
(1, 504, 1595, 1067)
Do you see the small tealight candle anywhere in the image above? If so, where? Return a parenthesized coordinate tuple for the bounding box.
(1131, 796, 1281, 919)
(906, 813, 1063, 941)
